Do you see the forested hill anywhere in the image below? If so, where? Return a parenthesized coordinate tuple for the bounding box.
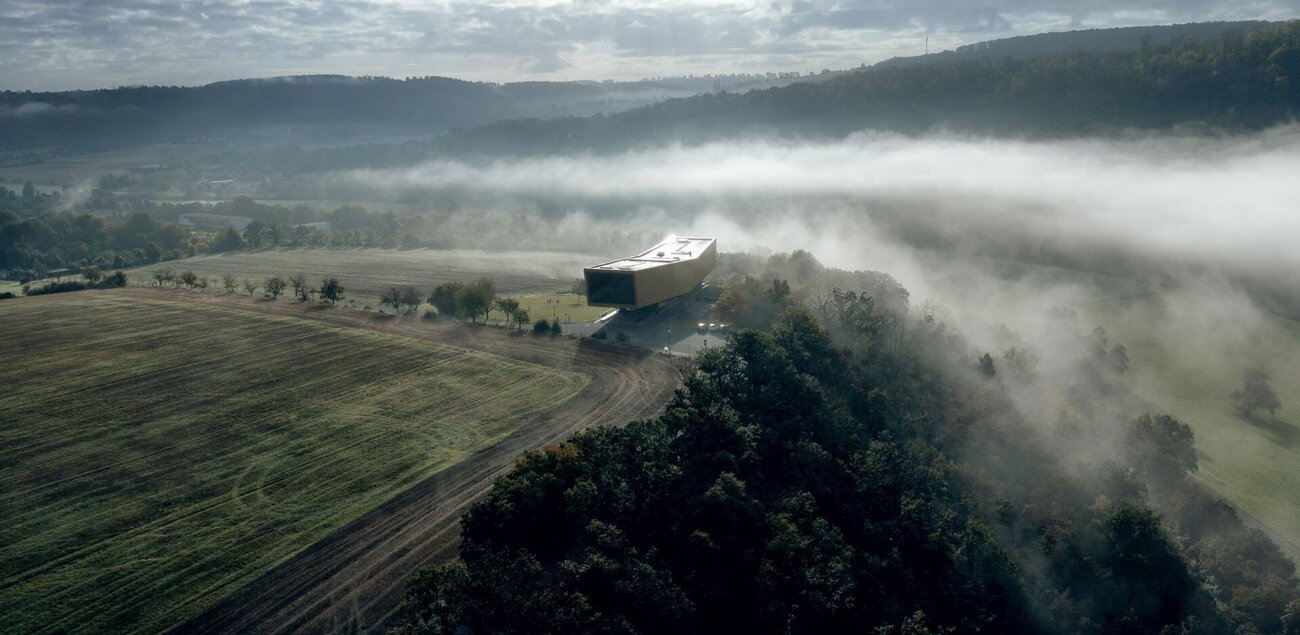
(874, 20, 1275, 70)
(427, 21, 1300, 156)
(256, 21, 1300, 170)
(0, 75, 723, 150)
(738, 20, 1276, 90)
(397, 253, 1300, 634)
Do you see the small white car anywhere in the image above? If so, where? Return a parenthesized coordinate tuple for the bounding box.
(708, 323, 719, 331)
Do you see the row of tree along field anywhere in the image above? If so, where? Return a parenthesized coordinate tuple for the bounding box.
(139, 268, 569, 334)
(397, 250, 1299, 635)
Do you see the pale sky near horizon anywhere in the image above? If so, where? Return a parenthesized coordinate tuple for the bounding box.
(2, 0, 1298, 91)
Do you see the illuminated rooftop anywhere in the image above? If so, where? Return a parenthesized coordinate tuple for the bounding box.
(587, 236, 715, 272)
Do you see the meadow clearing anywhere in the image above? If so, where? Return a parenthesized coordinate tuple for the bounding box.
(1077, 290, 1300, 560)
(921, 252, 1300, 561)
(0, 292, 588, 634)
(122, 247, 599, 303)
(503, 293, 612, 325)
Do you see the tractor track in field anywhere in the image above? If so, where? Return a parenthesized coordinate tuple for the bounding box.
(101, 289, 681, 634)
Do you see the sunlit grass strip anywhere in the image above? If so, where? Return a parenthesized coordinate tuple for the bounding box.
(504, 293, 609, 324)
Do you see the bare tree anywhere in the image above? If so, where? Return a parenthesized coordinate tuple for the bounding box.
(243, 278, 257, 296)
(290, 274, 308, 300)
(152, 268, 173, 287)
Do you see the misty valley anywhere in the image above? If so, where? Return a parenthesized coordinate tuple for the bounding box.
(3, 14, 1300, 635)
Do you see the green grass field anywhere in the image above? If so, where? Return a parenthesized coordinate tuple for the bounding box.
(0, 293, 588, 634)
(124, 247, 597, 302)
(1076, 291, 1300, 560)
(501, 293, 611, 325)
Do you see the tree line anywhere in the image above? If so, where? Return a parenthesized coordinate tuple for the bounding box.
(0, 74, 711, 151)
(1, 208, 189, 281)
(142, 270, 567, 334)
(424, 279, 562, 334)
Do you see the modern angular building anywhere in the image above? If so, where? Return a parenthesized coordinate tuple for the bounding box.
(584, 236, 717, 310)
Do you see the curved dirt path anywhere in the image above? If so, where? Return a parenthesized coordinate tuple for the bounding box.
(114, 289, 681, 634)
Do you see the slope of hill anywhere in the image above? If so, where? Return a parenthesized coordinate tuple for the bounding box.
(443, 20, 1300, 156)
(390, 255, 1300, 634)
(877, 20, 1276, 70)
(235, 20, 1300, 173)
(0, 75, 727, 151)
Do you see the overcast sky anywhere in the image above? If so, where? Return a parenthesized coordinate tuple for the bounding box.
(2, 0, 1297, 91)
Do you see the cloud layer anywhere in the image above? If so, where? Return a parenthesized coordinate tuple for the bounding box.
(333, 125, 1300, 320)
(345, 127, 1300, 267)
(2, 0, 1297, 90)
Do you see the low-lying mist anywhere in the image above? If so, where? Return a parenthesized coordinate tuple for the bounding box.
(336, 124, 1300, 331)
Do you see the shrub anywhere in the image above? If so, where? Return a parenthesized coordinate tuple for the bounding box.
(99, 271, 127, 288)
(0, 291, 15, 300)
(27, 280, 88, 295)
(423, 310, 437, 320)
(533, 318, 551, 335)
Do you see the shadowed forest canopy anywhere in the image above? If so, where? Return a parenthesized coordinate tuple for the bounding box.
(0, 75, 746, 151)
(399, 253, 1300, 635)
(370, 20, 1300, 164)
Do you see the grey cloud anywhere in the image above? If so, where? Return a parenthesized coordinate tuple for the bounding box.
(0, 0, 1296, 90)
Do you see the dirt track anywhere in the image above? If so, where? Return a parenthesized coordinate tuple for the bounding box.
(122, 289, 680, 634)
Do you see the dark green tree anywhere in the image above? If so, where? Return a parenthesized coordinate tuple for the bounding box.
(381, 286, 404, 313)
(399, 286, 422, 314)
(319, 277, 344, 305)
(429, 282, 464, 318)
(1231, 368, 1282, 418)
(264, 276, 286, 299)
